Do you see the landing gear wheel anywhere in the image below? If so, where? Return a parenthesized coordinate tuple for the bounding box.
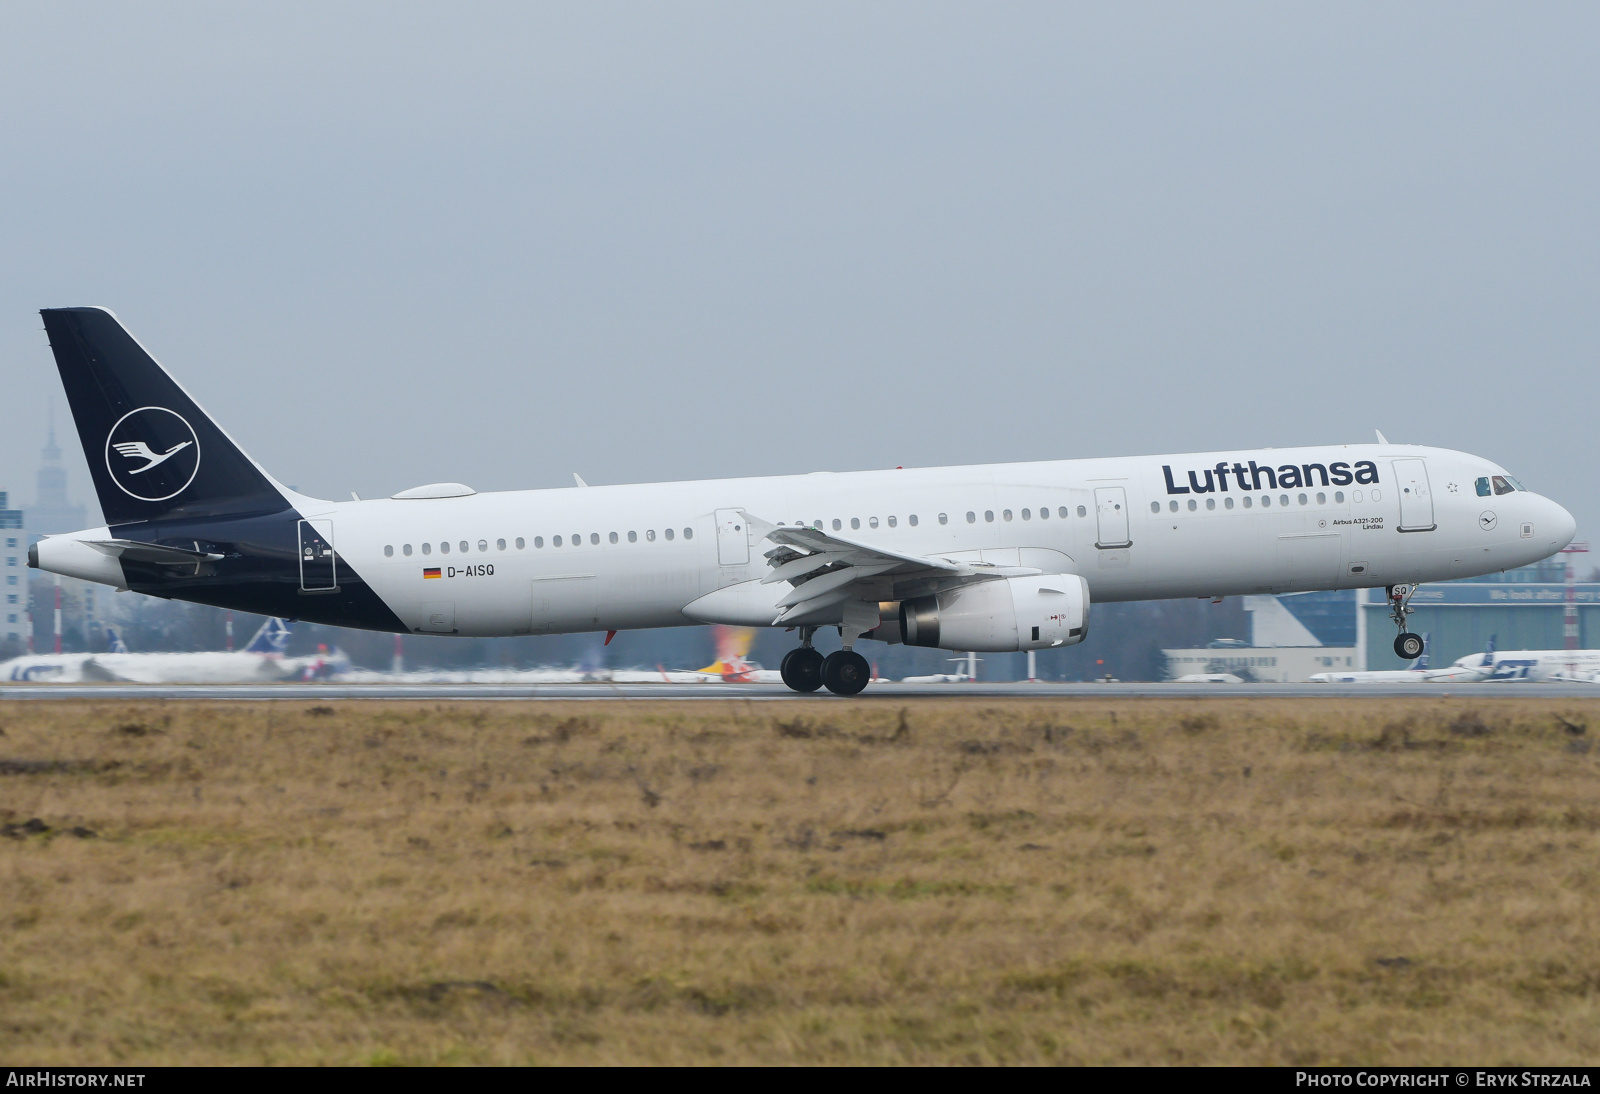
(780, 647, 825, 693)
(1394, 632, 1425, 661)
(821, 650, 871, 696)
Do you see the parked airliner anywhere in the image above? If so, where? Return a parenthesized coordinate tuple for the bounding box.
(28, 308, 1577, 694)
(1, 616, 343, 683)
(1438, 643, 1600, 683)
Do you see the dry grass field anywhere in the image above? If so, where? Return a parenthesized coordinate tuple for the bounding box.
(1, 696, 1597, 1065)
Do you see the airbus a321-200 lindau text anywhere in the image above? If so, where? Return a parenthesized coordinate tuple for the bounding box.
(29, 308, 1577, 695)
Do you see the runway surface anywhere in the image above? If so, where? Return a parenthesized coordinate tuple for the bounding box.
(7, 681, 1600, 700)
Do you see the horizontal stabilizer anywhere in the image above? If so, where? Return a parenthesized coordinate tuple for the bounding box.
(83, 539, 224, 566)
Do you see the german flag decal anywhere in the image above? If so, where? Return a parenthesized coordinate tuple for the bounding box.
(423, 567, 442, 579)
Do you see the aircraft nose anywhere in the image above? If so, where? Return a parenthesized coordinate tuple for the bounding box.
(1547, 498, 1577, 552)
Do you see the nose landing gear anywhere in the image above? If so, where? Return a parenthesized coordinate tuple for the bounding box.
(1387, 584, 1425, 660)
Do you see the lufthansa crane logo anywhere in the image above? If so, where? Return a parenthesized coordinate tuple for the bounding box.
(104, 407, 201, 501)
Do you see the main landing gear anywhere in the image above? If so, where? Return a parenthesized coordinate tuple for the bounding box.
(779, 626, 871, 696)
(1387, 584, 1425, 660)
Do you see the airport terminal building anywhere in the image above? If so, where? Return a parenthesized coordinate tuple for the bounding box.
(1165, 560, 1600, 681)
(1, 492, 25, 654)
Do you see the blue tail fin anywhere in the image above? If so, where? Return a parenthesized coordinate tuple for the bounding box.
(244, 618, 291, 655)
(106, 627, 128, 654)
(40, 307, 292, 527)
(1481, 634, 1497, 666)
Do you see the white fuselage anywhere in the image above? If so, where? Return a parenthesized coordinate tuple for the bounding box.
(1, 650, 339, 684)
(1441, 649, 1600, 683)
(286, 443, 1572, 639)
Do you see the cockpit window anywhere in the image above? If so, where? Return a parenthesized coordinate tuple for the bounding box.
(1475, 477, 1491, 497)
(1492, 475, 1515, 496)
(1506, 476, 1527, 491)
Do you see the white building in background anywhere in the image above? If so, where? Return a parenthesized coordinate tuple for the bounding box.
(27, 416, 88, 539)
(1163, 591, 1362, 682)
(1, 492, 26, 653)
(23, 417, 104, 652)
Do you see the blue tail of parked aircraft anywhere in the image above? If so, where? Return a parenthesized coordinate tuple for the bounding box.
(244, 618, 291, 655)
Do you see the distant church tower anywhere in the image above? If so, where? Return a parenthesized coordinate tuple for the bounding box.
(28, 410, 88, 539)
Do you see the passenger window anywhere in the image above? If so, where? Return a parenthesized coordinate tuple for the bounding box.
(908, 514, 918, 527)
(1187, 499, 1197, 511)
(590, 533, 600, 545)
(1039, 507, 1049, 520)
(1074, 506, 1084, 518)
(553, 535, 562, 546)
(966, 512, 976, 523)
(460, 541, 469, 553)
(1246, 496, 1255, 509)
(1279, 495, 1289, 507)
(1224, 497, 1234, 510)
(1353, 490, 1362, 503)
(403, 544, 414, 556)
(1371, 489, 1381, 502)
(422, 542, 432, 555)
(1021, 508, 1031, 520)
(440, 542, 450, 553)
(497, 538, 506, 550)
(1476, 477, 1491, 497)
(1002, 509, 1012, 521)
(1492, 475, 1514, 495)
(529, 537, 539, 548)
(869, 517, 878, 529)
(628, 531, 637, 542)
(609, 532, 618, 544)
(887, 516, 897, 528)
(832, 519, 842, 531)
(646, 530, 655, 541)
(851, 518, 860, 530)
(1151, 502, 1161, 514)
(1315, 493, 1325, 505)
(384, 545, 394, 557)
(985, 510, 994, 522)
(1206, 497, 1215, 510)
(1298, 494, 1307, 506)
(1168, 500, 1178, 513)
(1333, 492, 1343, 503)
(478, 539, 488, 552)
(683, 527, 693, 539)
(938, 513, 947, 525)
(665, 528, 675, 541)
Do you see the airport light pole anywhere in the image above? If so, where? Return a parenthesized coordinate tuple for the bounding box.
(1561, 542, 1589, 676)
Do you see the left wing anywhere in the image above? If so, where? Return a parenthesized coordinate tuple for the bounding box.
(741, 511, 1039, 626)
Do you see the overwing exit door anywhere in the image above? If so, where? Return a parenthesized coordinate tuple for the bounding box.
(1094, 487, 1131, 548)
(715, 508, 750, 566)
(299, 519, 337, 591)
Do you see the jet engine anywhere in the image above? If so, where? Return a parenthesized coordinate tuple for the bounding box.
(899, 574, 1090, 652)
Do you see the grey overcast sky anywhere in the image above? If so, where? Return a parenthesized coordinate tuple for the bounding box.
(3, 3, 1596, 542)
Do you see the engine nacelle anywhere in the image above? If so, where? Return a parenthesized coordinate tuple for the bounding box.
(899, 574, 1090, 652)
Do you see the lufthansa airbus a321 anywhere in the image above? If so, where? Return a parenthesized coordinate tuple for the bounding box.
(29, 308, 1577, 694)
